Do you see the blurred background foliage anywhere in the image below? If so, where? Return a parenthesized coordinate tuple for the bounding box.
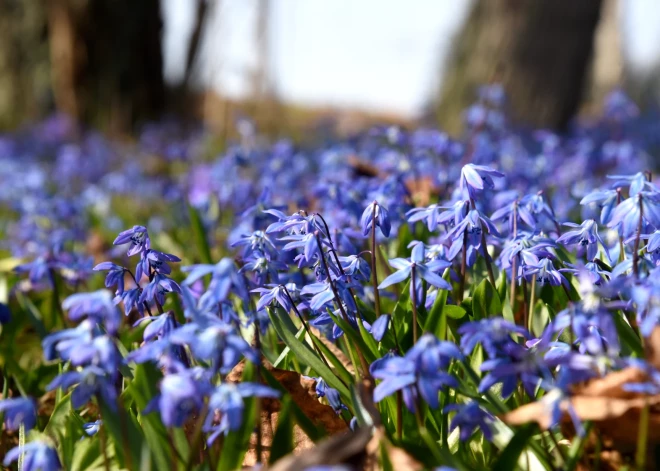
(0, 0, 658, 138)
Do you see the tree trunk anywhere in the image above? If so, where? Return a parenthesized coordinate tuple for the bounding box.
(436, 0, 603, 134)
(0, 0, 164, 132)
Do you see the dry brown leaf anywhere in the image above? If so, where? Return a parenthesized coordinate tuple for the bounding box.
(503, 365, 660, 468)
(645, 326, 660, 371)
(227, 360, 348, 466)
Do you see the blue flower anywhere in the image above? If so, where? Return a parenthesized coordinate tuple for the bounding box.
(93, 262, 126, 294)
(580, 189, 618, 225)
(47, 366, 118, 409)
(204, 382, 279, 444)
(182, 258, 248, 306)
(312, 377, 347, 414)
(113, 225, 150, 256)
(523, 258, 566, 287)
(252, 285, 293, 313)
(460, 164, 504, 199)
(0, 302, 11, 324)
(608, 192, 660, 239)
(608, 172, 652, 197)
(83, 420, 102, 436)
(0, 397, 37, 431)
(444, 401, 494, 441)
(3, 441, 61, 471)
(139, 273, 181, 305)
(145, 369, 207, 427)
(360, 201, 391, 237)
(135, 249, 180, 281)
(62, 290, 121, 334)
(445, 209, 499, 262)
(378, 242, 451, 303)
(556, 220, 604, 261)
(372, 334, 462, 411)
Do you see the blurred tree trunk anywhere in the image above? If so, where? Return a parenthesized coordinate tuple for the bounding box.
(437, 0, 603, 134)
(0, 0, 164, 132)
(0, 0, 51, 129)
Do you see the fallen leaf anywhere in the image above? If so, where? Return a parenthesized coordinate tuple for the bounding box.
(227, 360, 348, 466)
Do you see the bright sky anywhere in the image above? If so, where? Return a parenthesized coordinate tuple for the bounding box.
(162, 0, 660, 118)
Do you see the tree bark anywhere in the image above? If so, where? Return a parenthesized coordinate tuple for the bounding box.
(0, 0, 165, 132)
(436, 0, 603, 134)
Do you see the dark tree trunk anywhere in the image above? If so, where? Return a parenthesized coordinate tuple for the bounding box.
(0, 0, 52, 129)
(437, 0, 603, 134)
(0, 0, 165, 132)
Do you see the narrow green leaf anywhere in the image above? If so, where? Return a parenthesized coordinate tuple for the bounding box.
(614, 311, 643, 357)
(268, 396, 295, 464)
(492, 423, 536, 471)
(328, 311, 377, 364)
(188, 204, 213, 264)
(424, 269, 450, 339)
(217, 362, 256, 471)
(309, 334, 354, 386)
(472, 279, 502, 320)
(269, 310, 350, 399)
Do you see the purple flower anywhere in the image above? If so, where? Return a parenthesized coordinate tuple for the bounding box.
(460, 164, 504, 199)
(113, 225, 150, 256)
(557, 219, 606, 261)
(444, 401, 494, 441)
(135, 249, 180, 281)
(182, 258, 248, 306)
(62, 290, 121, 334)
(93, 262, 126, 294)
(0, 397, 37, 431)
(145, 369, 207, 427)
(378, 242, 451, 303)
(252, 285, 293, 313)
(360, 201, 391, 237)
(445, 209, 499, 261)
(372, 334, 462, 411)
(83, 420, 102, 436)
(204, 382, 279, 444)
(47, 366, 118, 409)
(523, 258, 566, 287)
(3, 441, 61, 471)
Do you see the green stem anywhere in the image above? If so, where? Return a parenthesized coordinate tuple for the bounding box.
(528, 274, 537, 332)
(481, 231, 496, 288)
(371, 205, 382, 318)
(457, 230, 468, 304)
(411, 265, 419, 344)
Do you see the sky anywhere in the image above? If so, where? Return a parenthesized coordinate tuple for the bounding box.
(162, 0, 660, 118)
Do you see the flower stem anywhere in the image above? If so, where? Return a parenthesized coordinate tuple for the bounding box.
(411, 265, 419, 343)
(616, 189, 626, 263)
(282, 288, 336, 375)
(633, 195, 644, 278)
(510, 254, 518, 311)
(48, 268, 66, 327)
(457, 230, 468, 304)
(528, 274, 537, 332)
(370, 206, 382, 318)
(481, 231, 496, 288)
(396, 391, 403, 441)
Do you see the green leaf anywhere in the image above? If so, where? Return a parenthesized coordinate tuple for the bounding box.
(445, 305, 466, 319)
(217, 362, 257, 471)
(43, 392, 72, 438)
(71, 437, 107, 471)
(613, 311, 643, 357)
(424, 269, 450, 339)
(492, 423, 537, 471)
(269, 310, 350, 399)
(268, 396, 295, 464)
(328, 311, 377, 364)
(309, 332, 354, 385)
(99, 398, 145, 470)
(188, 204, 213, 264)
(472, 279, 502, 320)
(126, 363, 186, 469)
